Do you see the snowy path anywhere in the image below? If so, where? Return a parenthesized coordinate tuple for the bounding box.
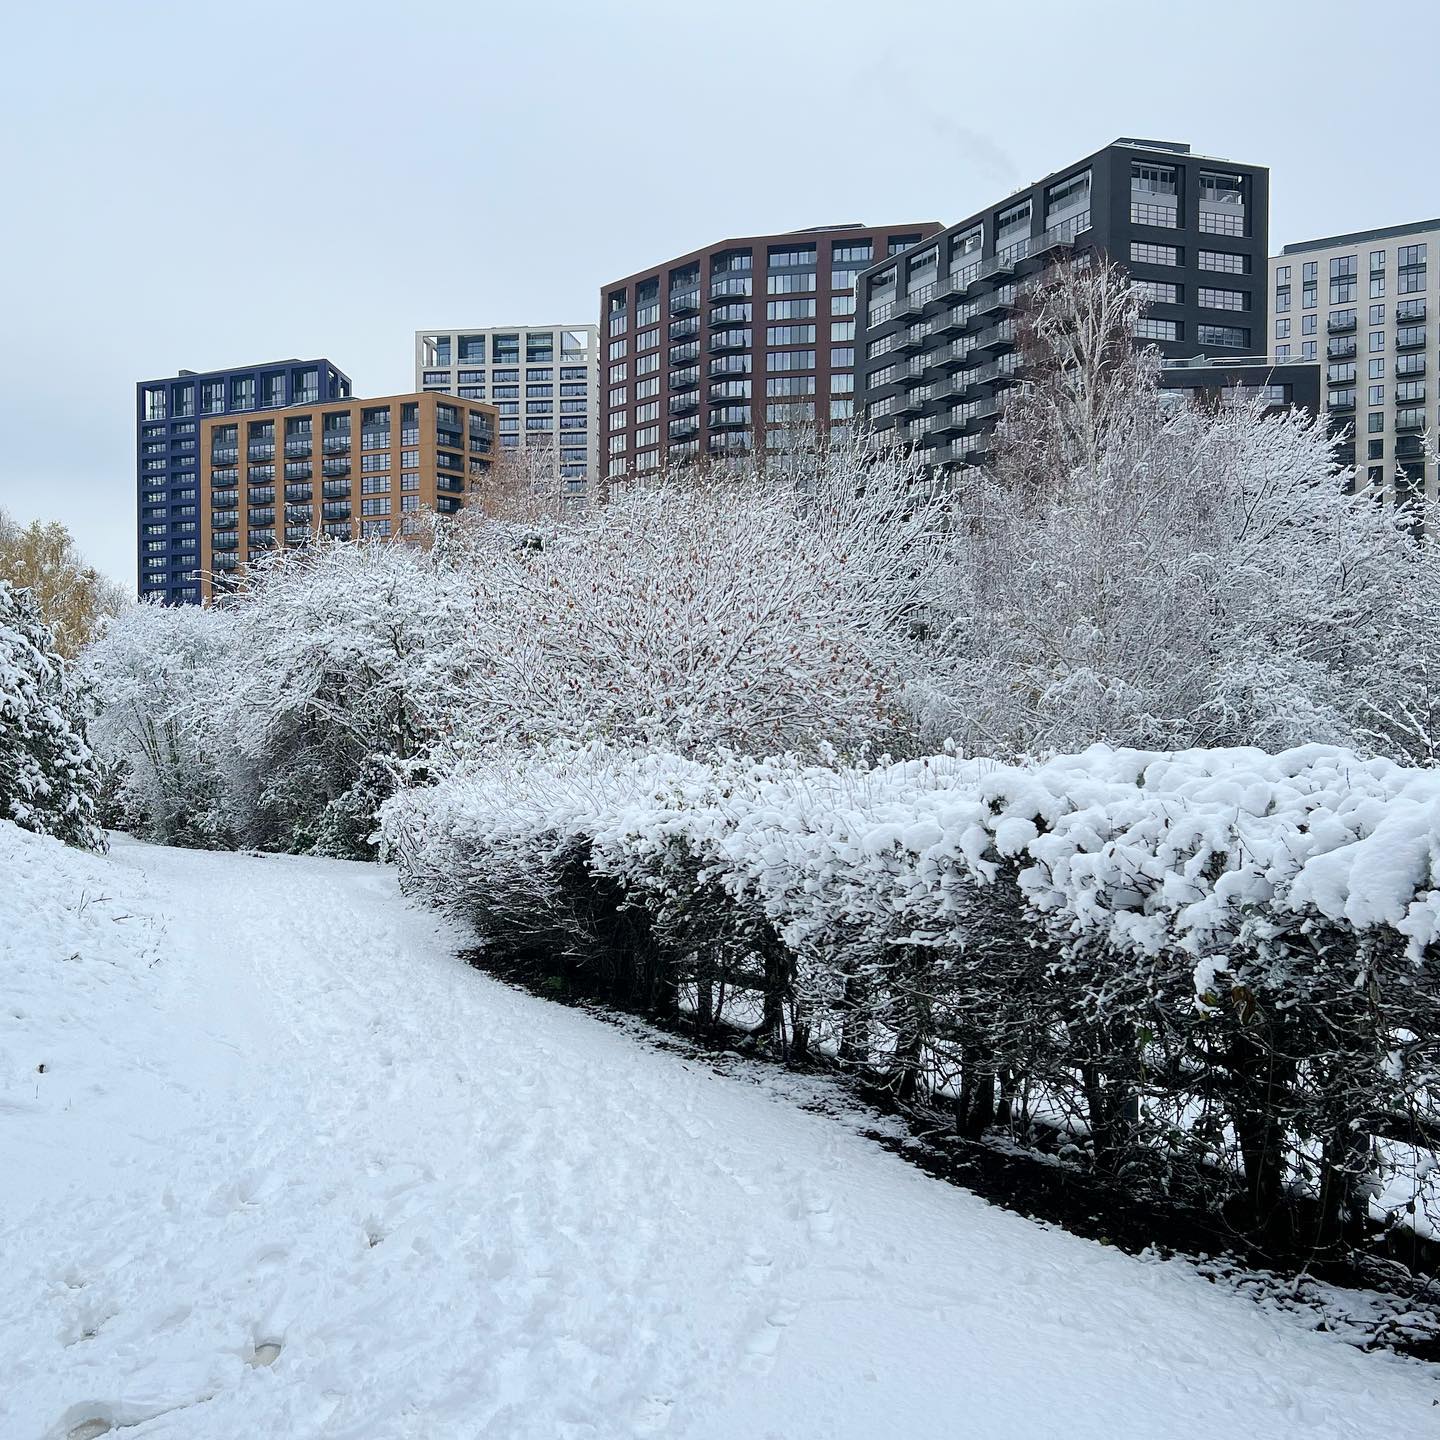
(4, 835, 1437, 1439)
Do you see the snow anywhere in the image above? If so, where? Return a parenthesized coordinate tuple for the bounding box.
(3, 821, 1436, 1439)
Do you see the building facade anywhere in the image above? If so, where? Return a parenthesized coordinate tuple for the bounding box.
(415, 325, 598, 501)
(854, 139, 1270, 467)
(599, 222, 943, 480)
(1271, 220, 1439, 506)
(198, 392, 496, 601)
(137, 359, 351, 604)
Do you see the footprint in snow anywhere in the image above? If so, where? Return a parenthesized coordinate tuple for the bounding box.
(742, 1301, 800, 1374)
(248, 1339, 283, 1367)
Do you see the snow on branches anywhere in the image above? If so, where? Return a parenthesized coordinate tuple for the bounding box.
(0, 579, 102, 849)
(382, 738, 1440, 1251)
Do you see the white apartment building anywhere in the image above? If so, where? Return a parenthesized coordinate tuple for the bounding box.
(416, 324, 599, 500)
(1270, 220, 1438, 507)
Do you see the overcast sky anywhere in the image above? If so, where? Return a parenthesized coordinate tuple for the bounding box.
(3, 0, 1436, 588)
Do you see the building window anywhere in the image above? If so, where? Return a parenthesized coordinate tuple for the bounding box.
(1134, 280, 1180, 306)
(1134, 318, 1179, 341)
(766, 298, 816, 321)
(766, 325, 816, 346)
(1198, 287, 1247, 311)
(1275, 318, 1290, 339)
(1196, 324, 1249, 348)
(1197, 172, 1245, 235)
(1130, 163, 1178, 227)
(1130, 242, 1179, 266)
(1199, 250, 1247, 275)
(767, 350, 816, 372)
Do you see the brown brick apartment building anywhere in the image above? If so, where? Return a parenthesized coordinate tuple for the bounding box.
(599, 222, 942, 479)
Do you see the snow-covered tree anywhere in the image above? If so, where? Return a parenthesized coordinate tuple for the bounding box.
(225, 541, 466, 856)
(0, 579, 102, 848)
(914, 258, 1435, 760)
(81, 600, 246, 848)
(434, 429, 945, 760)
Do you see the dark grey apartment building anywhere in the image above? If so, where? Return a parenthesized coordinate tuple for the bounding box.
(854, 139, 1278, 467)
(599, 221, 942, 481)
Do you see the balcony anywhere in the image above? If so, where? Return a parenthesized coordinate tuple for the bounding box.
(210, 448, 239, 465)
(1327, 395, 1356, 414)
(211, 534, 239, 551)
(898, 282, 937, 318)
(933, 307, 968, 337)
(321, 459, 350, 477)
(671, 365, 700, 390)
(867, 300, 895, 327)
(1325, 340, 1357, 361)
(247, 445, 275, 462)
(1396, 410, 1425, 432)
(972, 283, 1019, 319)
(211, 512, 239, 531)
(669, 317, 699, 341)
(708, 406, 750, 428)
(897, 326, 928, 353)
(938, 337, 976, 370)
(1396, 436, 1426, 460)
(669, 392, 699, 415)
(1326, 314, 1357, 335)
(1396, 329, 1428, 351)
(670, 342, 700, 366)
(1326, 369, 1356, 387)
(284, 442, 312, 458)
(1396, 357, 1427, 378)
(322, 503, 352, 520)
(1396, 300, 1427, 324)
(708, 331, 749, 354)
(669, 290, 700, 317)
(212, 553, 239, 570)
(668, 417, 699, 440)
(974, 319, 1018, 353)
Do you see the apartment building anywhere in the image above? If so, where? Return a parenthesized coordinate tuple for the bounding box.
(1271, 219, 1439, 506)
(137, 359, 351, 604)
(854, 139, 1272, 467)
(599, 222, 943, 479)
(198, 392, 496, 601)
(415, 325, 598, 501)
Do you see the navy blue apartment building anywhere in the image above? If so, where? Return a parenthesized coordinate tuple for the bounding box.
(137, 359, 351, 603)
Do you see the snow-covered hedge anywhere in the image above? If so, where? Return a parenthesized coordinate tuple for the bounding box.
(382, 740, 1440, 1250)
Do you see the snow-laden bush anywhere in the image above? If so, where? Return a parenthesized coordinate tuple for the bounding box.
(913, 261, 1440, 760)
(81, 600, 245, 848)
(381, 739, 1440, 1253)
(0, 580, 102, 849)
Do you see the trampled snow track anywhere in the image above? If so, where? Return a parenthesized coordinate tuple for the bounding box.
(3, 832, 1436, 1438)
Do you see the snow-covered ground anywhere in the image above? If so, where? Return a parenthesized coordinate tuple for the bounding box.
(3, 825, 1436, 1439)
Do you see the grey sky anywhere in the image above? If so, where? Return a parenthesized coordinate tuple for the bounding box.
(3, 0, 1435, 588)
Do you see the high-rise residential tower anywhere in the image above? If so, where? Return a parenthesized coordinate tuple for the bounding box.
(415, 325, 598, 501)
(137, 359, 351, 603)
(598, 222, 943, 481)
(853, 140, 1276, 467)
(1271, 219, 1439, 508)
(199, 391, 497, 601)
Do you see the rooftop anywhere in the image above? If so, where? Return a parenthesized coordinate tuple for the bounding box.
(1280, 217, 1440, 256)
(139, 358, 348, 389)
